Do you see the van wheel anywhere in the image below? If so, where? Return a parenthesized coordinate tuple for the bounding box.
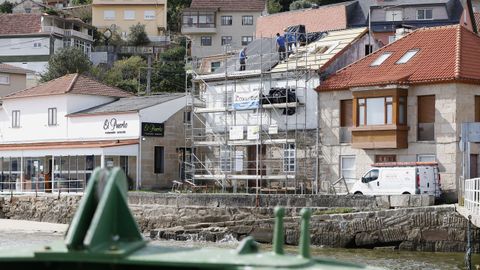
(402, 192, 410, 195)
(354, 191, 363, 195)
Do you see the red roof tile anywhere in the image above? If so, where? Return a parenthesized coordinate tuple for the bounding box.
(4, 73, 133, 99)
(256, 5, 348, 38)
(0, 63, 33, 74)
(0, 14, 42, 35)
(189, 0, 265, 11)
(317, 25, 480, 91)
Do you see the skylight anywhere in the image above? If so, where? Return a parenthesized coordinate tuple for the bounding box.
(370, 52, 393, 66)
(396, 49, 419, 64)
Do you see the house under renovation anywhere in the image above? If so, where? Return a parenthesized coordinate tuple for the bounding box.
(186, 27, 377, 193)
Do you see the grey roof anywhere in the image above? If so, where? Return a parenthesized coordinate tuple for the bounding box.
(213, 37, 278, 74)
(70, 93, 185, 115)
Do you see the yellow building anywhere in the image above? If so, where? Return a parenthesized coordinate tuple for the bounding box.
(92, 0, 168, 42)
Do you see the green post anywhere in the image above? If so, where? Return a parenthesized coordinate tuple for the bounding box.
(299, 208, 311, 259)
(272, 207, 285, 255)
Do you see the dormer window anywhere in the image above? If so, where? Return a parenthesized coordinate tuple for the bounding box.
(370, 52, 392, 66)
(396, 49, 419, 64)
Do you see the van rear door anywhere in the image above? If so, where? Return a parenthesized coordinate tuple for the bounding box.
(417, 166, 436, 195)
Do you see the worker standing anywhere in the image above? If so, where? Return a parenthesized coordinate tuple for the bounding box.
(239, 47, 247, 71)
(276, 33, 286, 61)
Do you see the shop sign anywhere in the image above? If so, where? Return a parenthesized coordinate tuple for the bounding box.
(142, 122, 164, 137)
(103, 118, 128, 134)
(233, 91, 259, 110)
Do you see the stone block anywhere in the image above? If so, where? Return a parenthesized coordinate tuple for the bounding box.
(355, 231, 380, 247)
(250, 227, 273, 243)
(390, 195, 410, 208)
(375, 195, 390, 209)
(409, 196, 422, 207)
(398, 241, 416, 251)
(422, 229, 449, 241)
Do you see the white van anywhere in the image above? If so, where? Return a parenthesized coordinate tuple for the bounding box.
(351, 162, 441, 197)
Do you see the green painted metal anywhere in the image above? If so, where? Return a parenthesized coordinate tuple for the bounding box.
(0, 167, 384, 269)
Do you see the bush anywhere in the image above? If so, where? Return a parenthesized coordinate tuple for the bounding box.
(127, 23, 150, 46)
(289, 0, 313, 10)
(41, 47, 92, 82)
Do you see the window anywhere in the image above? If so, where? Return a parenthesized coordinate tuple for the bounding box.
(283, 143, 295, 172)
(362, 169, 379, 183)
(144, 10, 155, 20)
(201, 36, 212, 46)
(399, 96, 406, 124)
(396, 49, 419, 64)
(210, 61, 221, 72)
(340, 99, 352, 143)
(33, 42, 42, 48)
(221, 36, 232, 46)
(221, 16, 232, 25)
(183, 110, 192, 123)
(357, 97, 393, 126)
(417, 95, 435, 141)
(48, 108, 57, 126)
(417, 9, 433, 20)
(340, 155, 355, 183)
(375, 155, 396, 163)
(154, 146, 164, 174)
(0, 74, 10, 85)
(104, 10, 115, 20)
(242, 15, 253, 25)
(220, 146, 231, 172)
(124, 10, 135, 20)
(417, 154, 436, 162)
(385, 10, 403, 21)
(12, 110, 20, 128)
(241, 36, 253, 46)
(371, 52, 393, 66)
(365, 44, 373, 56)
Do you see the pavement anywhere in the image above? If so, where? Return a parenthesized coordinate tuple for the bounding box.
(0, 219, 68, 233)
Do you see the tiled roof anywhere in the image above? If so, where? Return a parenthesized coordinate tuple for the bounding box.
(475, 12, 480, 31)
(0, 63, 33, 74)
(4, 73, 133, 99)
(317, 25, 480, 91)
(189, 0, 265, 11)
(256, 4, 350, 38)
(0, 14, 42, 35)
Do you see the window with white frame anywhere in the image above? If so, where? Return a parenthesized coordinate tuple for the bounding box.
(283, 143, 296, 172)
(0, 74, 10, 85)
(12, 110, 20, 128)
(417, 9, 433, 20)
(48, 108, 57, 126)
(221, 36, 232, 45)
(33, 42, 42, 48)
(371, 52, 392, 66)
(144, 10, 155, 20)
(220, 146, 231, 172)
(417, 154, 436, 162)
(201, 36, 212, 46)
(241, 36, 253, 46)
(242, 15, 253, 25)
(221, 16, 232, 25)
(396, 49, 419, 64)
(124, 10, 135, 20)
(340, 155, 356, 183)
(104, 10, 115, 20)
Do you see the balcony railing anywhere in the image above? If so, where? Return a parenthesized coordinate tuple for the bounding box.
(42, 26, 65, 35)
(65, 29, 94, 42)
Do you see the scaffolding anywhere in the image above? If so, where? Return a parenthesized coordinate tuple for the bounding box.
(184, 32, 339, 194)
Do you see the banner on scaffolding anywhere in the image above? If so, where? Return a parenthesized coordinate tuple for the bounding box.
(233, 91, 259, 110)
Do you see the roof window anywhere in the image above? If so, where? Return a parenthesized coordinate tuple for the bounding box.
(370, 52, 393, 66)
(396, 49, 419, 64)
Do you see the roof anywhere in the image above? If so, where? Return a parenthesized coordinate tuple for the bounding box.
(0, 14, 42, 35)
(256, 2, 354, 38)
(317, 25, 480, 91)
(4, 73, 133, 99)
(70, 93, 185, 115)
(188, 0, 265, 11)
(272, 27, 368, 72)
(0, 63, 33, 74)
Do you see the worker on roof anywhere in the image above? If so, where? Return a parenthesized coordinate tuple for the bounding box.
(276, 33, 286, 61)
(239, 47, 247, 71)
(285, 29, 296, 55)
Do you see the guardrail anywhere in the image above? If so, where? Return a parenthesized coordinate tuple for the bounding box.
(464, 178, 480, 215)
(0, 179, 84, 194)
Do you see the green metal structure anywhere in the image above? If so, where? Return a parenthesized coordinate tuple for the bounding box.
(0, 167, 383, 269)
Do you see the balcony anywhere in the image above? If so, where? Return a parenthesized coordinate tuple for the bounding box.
(181, 12, 216, 34)
(181, 24, 217, 34)
(351, 125, 408, 149)
(65, 29, 94, 42)
(42, 26, 65, 36)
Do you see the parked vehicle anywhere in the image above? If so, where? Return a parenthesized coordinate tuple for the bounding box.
(351, 162, 441, 197)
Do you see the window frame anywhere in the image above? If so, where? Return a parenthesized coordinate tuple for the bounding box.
(154, 146, 165, 174)
(241, 36, 253, 46)
(283, 143, 296, 173)
(12, 110, 20, 128)
(371, 52, 393, 66)
(123, 10, 135, 20)
(201, 36, 212, 46)
(103, 10, 116, 20)
(396, 49, 419, 64)
(357, 96, 393, 126)
(144, 10, 155, 20)
(221, 15, 233, 25)
(221, 36, 232, 46)
(0, 74, 10, 85)
(340, 155, 356, 183)
(242, 15, 253, 25)
(417, 154, 436, 162)
(417, 9, 433, 20)
(48, 107, 57, 126)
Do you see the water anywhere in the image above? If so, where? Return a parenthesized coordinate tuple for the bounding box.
(0, 231, 479, 270)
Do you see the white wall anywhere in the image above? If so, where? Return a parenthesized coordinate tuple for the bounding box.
(67, 113, 140, 140)
(139, 96, 186, 123)
(0, 37, 50, 57)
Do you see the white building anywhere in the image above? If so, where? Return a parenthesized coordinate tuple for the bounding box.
(0, 13, 94, 75)
(0, 73, 187, 192)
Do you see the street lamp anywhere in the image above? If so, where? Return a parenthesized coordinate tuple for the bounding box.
(103, 28, 112, 46)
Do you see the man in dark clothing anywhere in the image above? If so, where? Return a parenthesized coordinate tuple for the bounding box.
(276, 33, 286, 61)
(239, 47, 247, 71)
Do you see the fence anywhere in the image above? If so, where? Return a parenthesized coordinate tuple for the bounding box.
(464, 178, 480, 215)
(0, 178, 84, 194)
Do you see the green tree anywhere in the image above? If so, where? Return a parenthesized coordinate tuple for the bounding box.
(151, 46, 187, 93)
(267, 0, 282, 14)
(289, 0, 312, 10)
(0, 1, 13, 13)
(41, 47, 92, 82)
(127, 23, 150, 46)
(167, 0, 192, 33)
(103, 56, 147, 93)
(70, 0, 92, 5)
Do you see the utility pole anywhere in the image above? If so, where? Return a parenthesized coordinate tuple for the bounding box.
(146, 54, 152, 95)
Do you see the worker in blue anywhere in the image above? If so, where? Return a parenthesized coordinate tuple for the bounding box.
(285, 31, 296, 55)
(239, 47, 247, 71)
(276, 33, 286, 61)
